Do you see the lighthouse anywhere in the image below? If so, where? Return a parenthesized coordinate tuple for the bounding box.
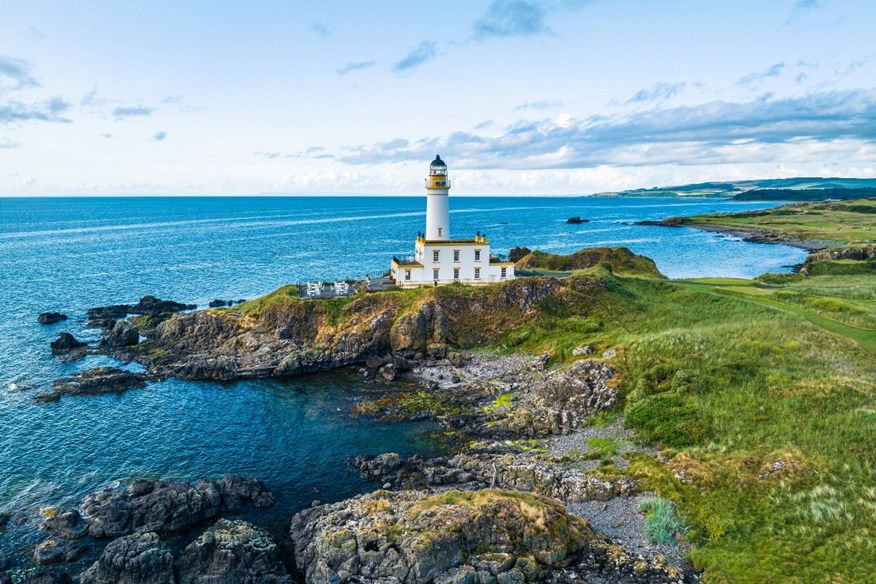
(425, 155, 450, 240)
(390, 156, 516, 288)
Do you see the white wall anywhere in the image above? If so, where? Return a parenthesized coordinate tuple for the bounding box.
(425, 191, 450, 240)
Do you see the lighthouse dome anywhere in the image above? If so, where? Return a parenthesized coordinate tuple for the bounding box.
(429, 155, 447, 175)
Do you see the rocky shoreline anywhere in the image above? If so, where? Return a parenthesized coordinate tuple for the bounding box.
(15, 277, 701, 583)
(635, 218, 832, 251)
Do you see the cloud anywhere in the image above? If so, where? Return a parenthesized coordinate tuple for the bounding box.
(113, 105, 155, 118)
(0, 56, 40, 92)
(336, 60, 377, 75)
(786, 0, 822, 23)
(0, 96, 71, 124)
(102, 133, 113, 139)
(737, 62, 786, 85)
(152, 131, 166, 141)
(625, 82, 690, 104)
(0, 140, 19, 148)
(327, 89, 876, 170)
(311, 21, 331, 37)
(392, 41, 438, 73)
(80, 88, 104, 107)
(513, 100, 564, 111)
(472, 0, 552, 39)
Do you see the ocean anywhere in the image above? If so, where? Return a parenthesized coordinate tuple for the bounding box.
(0, 195, 806, 563)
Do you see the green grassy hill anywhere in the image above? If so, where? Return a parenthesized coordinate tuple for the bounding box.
(594, 177, 876, 199)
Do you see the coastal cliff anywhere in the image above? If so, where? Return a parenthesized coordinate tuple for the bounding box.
(121, 277, 580, 379)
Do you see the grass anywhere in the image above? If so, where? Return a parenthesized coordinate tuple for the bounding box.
(515, 247, 664, 278)
(639, 497, 685, 545)
(682, 198, 876, 244)
(482, 273, 876, 582)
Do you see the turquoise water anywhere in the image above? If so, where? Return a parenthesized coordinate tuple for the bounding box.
(0, 195, 805, 560)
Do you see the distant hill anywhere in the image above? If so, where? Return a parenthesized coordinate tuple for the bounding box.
(594, 177, 876, 199)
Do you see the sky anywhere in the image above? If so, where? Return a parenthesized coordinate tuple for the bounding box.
(1, 0, 875, 196)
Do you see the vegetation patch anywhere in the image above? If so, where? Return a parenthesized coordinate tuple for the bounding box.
(638, 497, 685, 545)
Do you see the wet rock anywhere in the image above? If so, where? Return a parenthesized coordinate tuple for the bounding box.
(34, 540, 66, 565)
(208, 299, 228, 308)
(38, 312, 68, 325)
(50, 333, 86, 354)
(41, 508, 88, 539)
(566, 216, 589, 224)
(105, 320, 140, 348)
(0, 511, 10, 526)
(83, 479, 222, 538)
(82, 477, 273, 538)
(216, 475, 275, 510)
(178, 519, 291, 584)
(80, 532, 174, 584)
(87, 296, 196, 328)
(36, 367, 148, 402)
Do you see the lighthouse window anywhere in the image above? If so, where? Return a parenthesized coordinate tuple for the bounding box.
(453, 268, 460, 280)
(433, 250, 440, 262)
(433, 269, 440, 280)
(501, 267, 507, 278)
(474, 268, 481, 280)
(453, 250, 460, 262)
(405, 270, 411, 281)
(474, 249, 481, 261)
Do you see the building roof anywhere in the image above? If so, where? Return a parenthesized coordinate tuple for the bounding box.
(430, 155, 446, 167)
(392, 257, 424, 267)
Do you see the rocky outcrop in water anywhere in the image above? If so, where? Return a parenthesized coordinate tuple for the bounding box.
(290, 489, 688, 584)
(178, 519, 291, 584)
(50, 333, 86, 354)
(87, 296, 196, 329)
(35, 367, 148, 402)
(41, 509, 88, 539)
(80, 532, 174, 584)
(38, 312, 68, 325)
(105, 320, 140, 347)
(82, 477, 273, 539)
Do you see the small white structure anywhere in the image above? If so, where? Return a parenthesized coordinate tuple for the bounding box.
(391, 155, 516, 288)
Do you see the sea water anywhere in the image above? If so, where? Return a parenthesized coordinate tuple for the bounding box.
(0, 195, 806, 559)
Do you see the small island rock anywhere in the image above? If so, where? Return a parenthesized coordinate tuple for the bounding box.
(49, 333, 86, 354)
(566, 216, 589, 224)
(38, 313, 68, 325)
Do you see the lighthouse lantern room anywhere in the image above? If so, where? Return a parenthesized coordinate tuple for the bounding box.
(391, 156, 516, 288)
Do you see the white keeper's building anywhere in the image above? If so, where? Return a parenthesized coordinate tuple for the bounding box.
(391, 155, 516, 288)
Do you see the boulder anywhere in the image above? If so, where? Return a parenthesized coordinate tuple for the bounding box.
(50, 333, 86, 354)
(379, 363, 397, 381)
(290, 489, 684, 584)
(38, 312, 68, 325)
(82, 477, 273, 538)
(80, 532, 174, 584)
(34, 540, 66, 565)
(106, 320, 140, 348)
(83, 479, 222, 538)
(41, 508, 88, 539)
(208, 300, 228, 308)
(178, 519, 291, 584)
(216, 475, 275, 510)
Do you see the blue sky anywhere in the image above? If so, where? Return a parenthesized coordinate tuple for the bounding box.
(1, 0, 874, 196)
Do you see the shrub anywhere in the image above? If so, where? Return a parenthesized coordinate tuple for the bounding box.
(638, 497, 684, 545)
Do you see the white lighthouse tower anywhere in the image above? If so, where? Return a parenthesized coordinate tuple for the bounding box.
(425, 155, 450, 240)
(391, 155, 516, 288)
